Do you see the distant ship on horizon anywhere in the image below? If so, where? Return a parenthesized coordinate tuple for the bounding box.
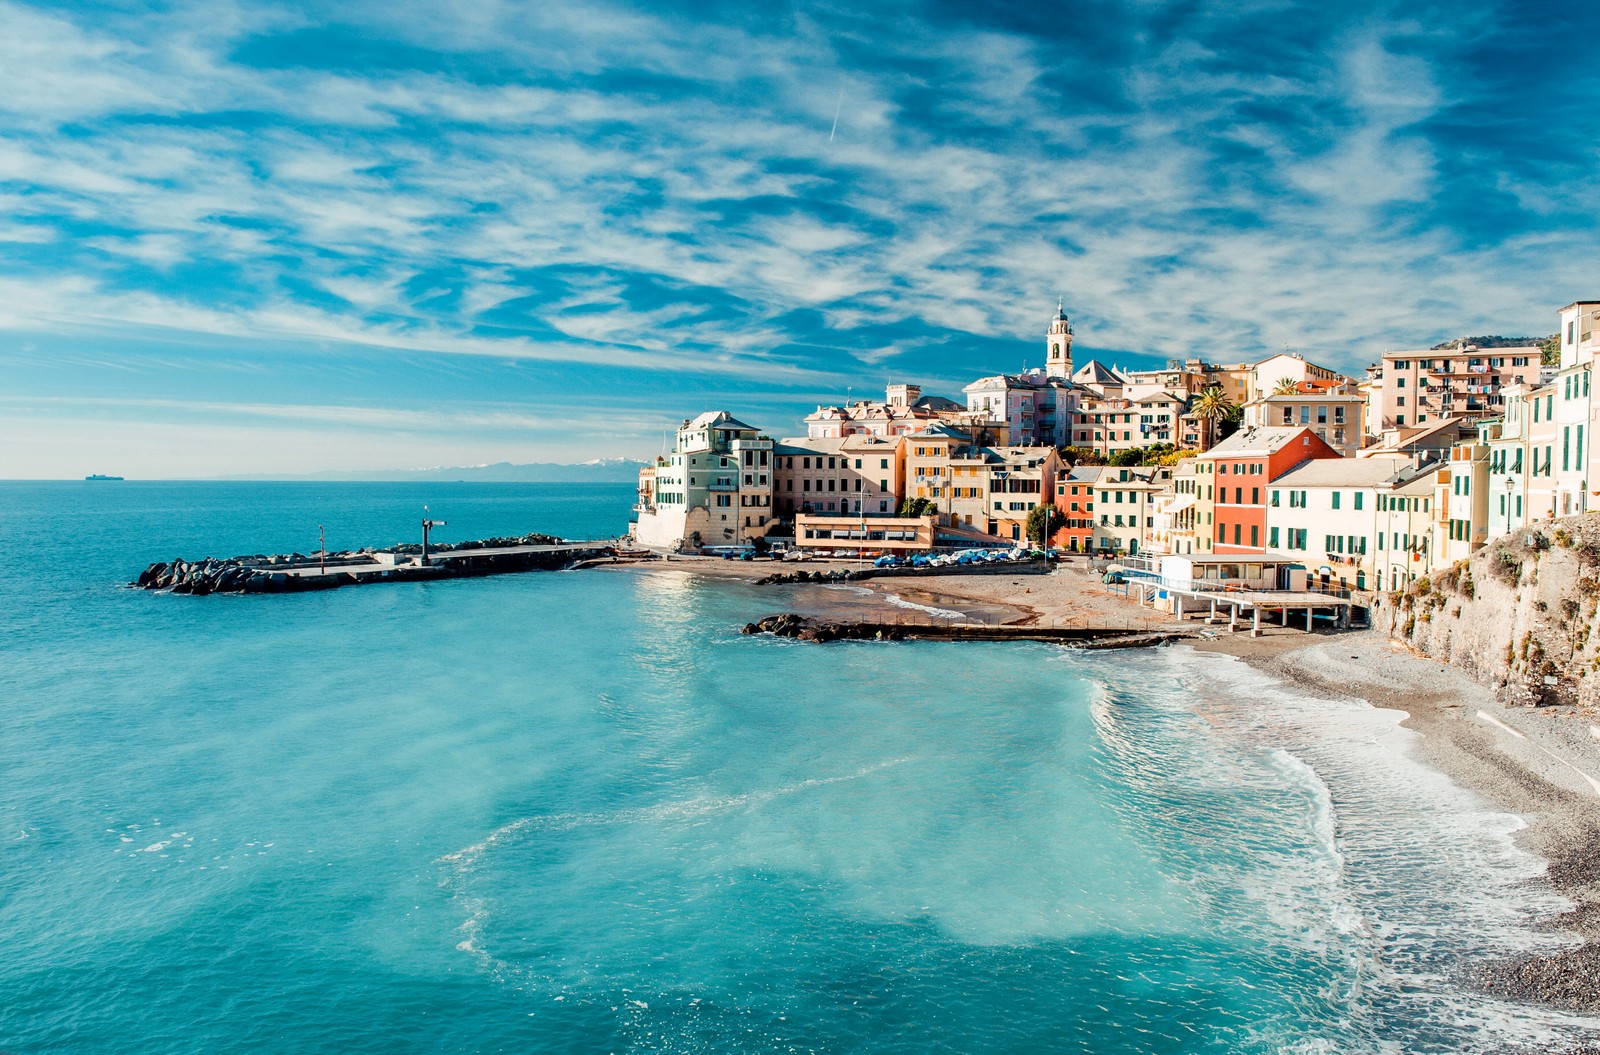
(84, 474, 124, 481)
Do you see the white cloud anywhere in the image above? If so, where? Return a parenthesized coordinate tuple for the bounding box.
(0, 0, 1588, 478)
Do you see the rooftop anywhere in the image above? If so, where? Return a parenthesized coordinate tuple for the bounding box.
(1205, 425, 1322, 458)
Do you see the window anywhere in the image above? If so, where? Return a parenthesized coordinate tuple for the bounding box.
(1271, 490, 1280, 507)
(1354, 492, 1363, 511)
(1269, 526, 1280, 548)
(1233, 524, 1241, 545)
(1251, 487, 1259, 505)
(1332, 492, 1340, 510)
(1250, 525, 1259, 547)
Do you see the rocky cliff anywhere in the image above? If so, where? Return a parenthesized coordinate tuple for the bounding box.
(1383, 515, 1600, 707)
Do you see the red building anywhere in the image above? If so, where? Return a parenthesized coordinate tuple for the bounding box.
(1050, 465, 1101, 552)
(1207, 426, 1339, 553)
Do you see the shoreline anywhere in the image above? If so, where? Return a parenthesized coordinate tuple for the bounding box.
(606, 553, 1600, 1020)
(1197, 628, 1600, 1016)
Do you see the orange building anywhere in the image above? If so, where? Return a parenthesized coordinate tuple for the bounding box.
(1207, 426, 1340, 554)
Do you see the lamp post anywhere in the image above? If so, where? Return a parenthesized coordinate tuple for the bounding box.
(421, 506, 447, 566)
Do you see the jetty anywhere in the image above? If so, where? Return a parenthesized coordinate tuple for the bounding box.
(741, 613, 1192, 649)
(133, 533, 622, 595)
(755, 556, 1051, 587)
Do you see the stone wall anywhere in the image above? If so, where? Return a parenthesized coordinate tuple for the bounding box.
(1383, 515, 1600, 706)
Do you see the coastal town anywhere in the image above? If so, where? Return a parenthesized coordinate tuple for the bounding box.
(632, 299, 1599, 601)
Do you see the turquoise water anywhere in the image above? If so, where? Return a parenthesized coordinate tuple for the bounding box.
(1, 482, 1593, 1053)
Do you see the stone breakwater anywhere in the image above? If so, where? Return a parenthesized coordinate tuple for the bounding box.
(754, 557, 1049, 587)
(132, 533, 604, 595)
(741, 613, 907, 642)
(741, 613, 1190, 648)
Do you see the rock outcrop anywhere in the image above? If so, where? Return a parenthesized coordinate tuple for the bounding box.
(755, 569, 867, 586)
(1384, 516, 1600, 706)
(740, 614, 904, 642)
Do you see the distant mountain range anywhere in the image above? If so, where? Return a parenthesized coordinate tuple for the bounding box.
(225, 459, 646, 483)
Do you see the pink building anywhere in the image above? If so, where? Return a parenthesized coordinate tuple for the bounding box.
(1376, 344, 1542, 431)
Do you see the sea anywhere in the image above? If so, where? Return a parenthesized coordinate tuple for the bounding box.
(2, 480, 1595, 1054)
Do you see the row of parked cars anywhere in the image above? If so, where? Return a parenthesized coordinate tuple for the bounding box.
(871, 547, 1049, 570)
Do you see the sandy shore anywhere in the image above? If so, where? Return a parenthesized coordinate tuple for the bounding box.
(601, 553, 1600, 1020)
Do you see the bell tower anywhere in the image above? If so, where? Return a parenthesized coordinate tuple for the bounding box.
(1046, 301, 1074, 378)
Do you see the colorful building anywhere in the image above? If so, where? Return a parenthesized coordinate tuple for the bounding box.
(633, 411, 775, 551)
(1206, 426, 1340, 554)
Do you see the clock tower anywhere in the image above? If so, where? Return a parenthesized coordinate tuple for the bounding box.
(1046, 302, 1074, 378)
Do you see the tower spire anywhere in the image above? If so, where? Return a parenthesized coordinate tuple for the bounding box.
(1046, 299, 1074, 378)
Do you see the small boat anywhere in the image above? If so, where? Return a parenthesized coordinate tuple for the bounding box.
(84, 474, 124, 481)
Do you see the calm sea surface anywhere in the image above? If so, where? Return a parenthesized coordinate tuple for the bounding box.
(1, 481, 1594, 1053)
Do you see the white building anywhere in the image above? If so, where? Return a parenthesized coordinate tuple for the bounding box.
(633, 412, 775, 551)
(1263, 455, 1419, 592)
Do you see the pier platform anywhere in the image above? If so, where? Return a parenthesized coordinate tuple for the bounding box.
(1131, 581, 1358, 636)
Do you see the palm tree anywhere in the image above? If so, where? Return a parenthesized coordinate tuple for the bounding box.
(1272, 376, 1300, 396)
(1190, 385, 1237, 450)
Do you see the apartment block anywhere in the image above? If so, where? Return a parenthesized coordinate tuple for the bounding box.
(1241, 386, 1368, 457)
(1376, 344, 1542, 431)
(772, 434, 904, 519)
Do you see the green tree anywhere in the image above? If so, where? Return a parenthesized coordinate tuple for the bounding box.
(1272, 376, 1300, 395)
(898, 496, 937, 518)
(1190, 385, 1237, 449)
(1539, 334, 1560, 365)
(1025, 503, 1054, 546)
(1155, 448, 1198, 468)
(1108, 447, 1144, 467)
(1057, 445, 1108, 466)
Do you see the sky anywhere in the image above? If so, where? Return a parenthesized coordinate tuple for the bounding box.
(2, 0, 1597, 478)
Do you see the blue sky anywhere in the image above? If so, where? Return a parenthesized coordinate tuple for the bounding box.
(2, 0, 1596, 477)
